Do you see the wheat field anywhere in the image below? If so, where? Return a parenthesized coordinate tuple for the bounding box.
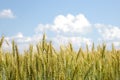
(0, 35, 120, 80)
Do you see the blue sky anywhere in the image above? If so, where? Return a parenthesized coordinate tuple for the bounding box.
(0, 0, 120, 51)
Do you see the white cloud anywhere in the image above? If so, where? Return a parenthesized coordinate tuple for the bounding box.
(35, 24, 50, 33)
(4, 32, 32, 44)
(35, 14, 91, 34)
(0, 9, 15, 18)
(95, 24, 120, 49)
(16, 32, 24, 38)
(2, 13, 120, 52)
(2, 32, 42, 52)
(52, 35, 92, 47)
(34, 14, 93, 50)
(95, 24, 120, 40)
(112, 41, 120, 48)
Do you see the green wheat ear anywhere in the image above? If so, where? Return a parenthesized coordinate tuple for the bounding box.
(12, 40, 15, 57)
(42, 33, 46, 51)
(0, 36, 4, 49)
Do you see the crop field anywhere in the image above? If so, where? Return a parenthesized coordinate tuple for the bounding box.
(0, 35, 120, 80)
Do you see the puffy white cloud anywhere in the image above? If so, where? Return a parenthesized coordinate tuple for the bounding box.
(53, 14, 91, 33)
(34, 14, 93, 50)
(35, 14, 91, 34)
(0, 9, 15, 19)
